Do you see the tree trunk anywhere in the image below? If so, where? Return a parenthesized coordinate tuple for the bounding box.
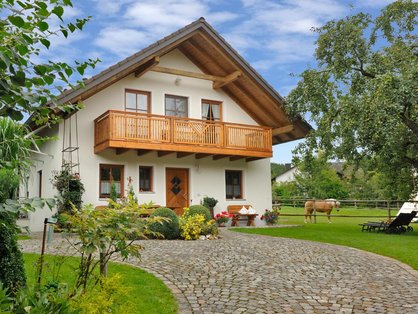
(100, 252, 108, 277)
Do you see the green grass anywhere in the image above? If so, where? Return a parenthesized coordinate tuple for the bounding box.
(23, 253, 177, 313)
(235, 206, 418, 269)
(17, 234, 31, 240)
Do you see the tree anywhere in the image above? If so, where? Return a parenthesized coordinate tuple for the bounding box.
(271, 162, 288, 179)
(294, 154, 349, 200)
(286, 0, 417, 197)
(0, 0, 98, 125)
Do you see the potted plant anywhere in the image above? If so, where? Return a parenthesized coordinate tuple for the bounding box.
(261, 208, 280, 225)
(214, 211, 232, 227)
(202, 196, 218, 218)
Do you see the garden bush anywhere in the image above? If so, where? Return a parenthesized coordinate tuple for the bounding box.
(51, 163, 85, 214)
(149, 207, 180, 240)
(184, 205, 212, 222)
(0, 168, 26, 294)
(180, 209, 218, 240)
(180, 214, 206, 240)
(0, 222, 26, 294)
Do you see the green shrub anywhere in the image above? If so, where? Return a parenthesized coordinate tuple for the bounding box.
(0, 169, 26, 294)
(201, 221, 219, 237)
(0, 169, 19, 203)
(51, 164, 85, 214)
(149, 207, 180, 240)
(202, 196, 218, 209)
(184, 205, 212, 222)
(180, 214, 206, 240)
(0, 222, 26, 294)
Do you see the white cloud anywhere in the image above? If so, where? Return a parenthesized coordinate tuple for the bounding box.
(94, 27, 150, 57)
(91, 0, 135, 15)
(355, 0, 392, 8)
(223, 0, 347, 72)
(123, 0, 237, 34)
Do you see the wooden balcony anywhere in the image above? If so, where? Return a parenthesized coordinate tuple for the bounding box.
(94, 110, 272, 159)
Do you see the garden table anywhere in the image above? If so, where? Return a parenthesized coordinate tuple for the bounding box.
(231, 213, 258, 227)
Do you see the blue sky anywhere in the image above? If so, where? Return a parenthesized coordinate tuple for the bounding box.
(45, 0, 392, 163)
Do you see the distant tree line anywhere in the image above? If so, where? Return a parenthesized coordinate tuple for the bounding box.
(271, 154, 415, 201)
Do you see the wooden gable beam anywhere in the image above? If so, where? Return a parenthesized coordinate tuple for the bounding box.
(151, 66, 222, 81)
(213, 71, 241, 89)
(151, 65, 241, 88)
(134, 56, 160, 78)
(272, 125, 294, 136)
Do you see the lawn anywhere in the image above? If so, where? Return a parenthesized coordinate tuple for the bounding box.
(234, 206, 418, 270)
(23, 253, 178, 314)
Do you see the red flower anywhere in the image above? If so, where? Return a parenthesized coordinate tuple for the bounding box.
(261, 215, 264, 220)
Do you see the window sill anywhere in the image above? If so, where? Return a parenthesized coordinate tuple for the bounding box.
(138, 191, 155, 194)
(226, 199, 246, 201)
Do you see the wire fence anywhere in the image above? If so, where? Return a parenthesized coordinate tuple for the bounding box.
(272, 198, 418, 222)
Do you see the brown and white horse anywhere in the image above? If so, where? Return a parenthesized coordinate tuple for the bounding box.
(304, 199, 340, 223)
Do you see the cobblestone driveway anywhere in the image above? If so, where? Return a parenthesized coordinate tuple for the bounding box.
(22, 229, 418, 313)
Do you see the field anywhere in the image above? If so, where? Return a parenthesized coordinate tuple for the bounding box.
(234, 206, 418, 269)
(23, 253, 178, 313)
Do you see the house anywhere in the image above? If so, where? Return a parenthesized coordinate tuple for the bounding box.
(22, 18, 310, 231)
(272, 164, 296, 183)
(273, 162, 345, 184)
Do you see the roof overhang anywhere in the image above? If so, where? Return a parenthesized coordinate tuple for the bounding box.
(28, 17, 311, 144)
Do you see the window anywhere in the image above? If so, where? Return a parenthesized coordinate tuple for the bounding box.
(139, 166, 153, 192)
(202, 99, 222, 121)
(125, 89, 150, 113)
(225, 170, 243, 199)
(38, 170, 42, 197)
(99, 164, 124, 198)
(165, 95, 188, 117)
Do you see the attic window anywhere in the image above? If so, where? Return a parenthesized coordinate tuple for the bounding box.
(125, 89, 150, 113)
(165, 95, 188, 118)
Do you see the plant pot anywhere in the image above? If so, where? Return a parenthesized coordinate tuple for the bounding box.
(217, 222, 225, 227)
(209, 207, 214, 219)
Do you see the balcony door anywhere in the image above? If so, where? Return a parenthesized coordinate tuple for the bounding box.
(166, 168, 189, 215)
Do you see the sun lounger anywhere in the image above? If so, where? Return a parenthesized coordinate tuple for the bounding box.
(359, 211, 416, 234)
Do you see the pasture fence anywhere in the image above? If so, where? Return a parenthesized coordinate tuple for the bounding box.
(272, 198, 418, 223)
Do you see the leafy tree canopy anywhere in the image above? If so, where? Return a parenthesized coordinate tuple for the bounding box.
(286, 0, 417, 196)
(271, 162, 289, 179)
(0, 0, 99, 124)
(294, 154, 349, 200)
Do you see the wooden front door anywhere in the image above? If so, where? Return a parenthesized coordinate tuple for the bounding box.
(166, 168, 189, 215)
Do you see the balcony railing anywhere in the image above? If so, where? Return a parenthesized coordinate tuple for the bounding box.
(94, 110, 272, 157)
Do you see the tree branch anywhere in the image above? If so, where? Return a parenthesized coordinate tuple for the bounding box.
(352, 48, 376, 78)
(400, 111, 418, 137)
(352, 67, 376, 78)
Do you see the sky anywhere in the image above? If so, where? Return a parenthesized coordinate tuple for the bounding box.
(44, 0, 392, 164)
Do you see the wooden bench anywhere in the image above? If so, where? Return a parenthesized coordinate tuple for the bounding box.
(227, 205, 258, 227)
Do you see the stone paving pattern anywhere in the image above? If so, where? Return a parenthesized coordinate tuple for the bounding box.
(21, 229, 418, 313)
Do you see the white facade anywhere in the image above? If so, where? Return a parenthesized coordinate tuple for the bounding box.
(22, 49, 273, 231)
(274, 167, 297, 184)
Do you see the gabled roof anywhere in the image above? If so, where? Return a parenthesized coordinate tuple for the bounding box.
(42, 17, 311, 144)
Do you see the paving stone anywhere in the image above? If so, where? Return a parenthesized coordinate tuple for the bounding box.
(20, 229, 418, 313)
